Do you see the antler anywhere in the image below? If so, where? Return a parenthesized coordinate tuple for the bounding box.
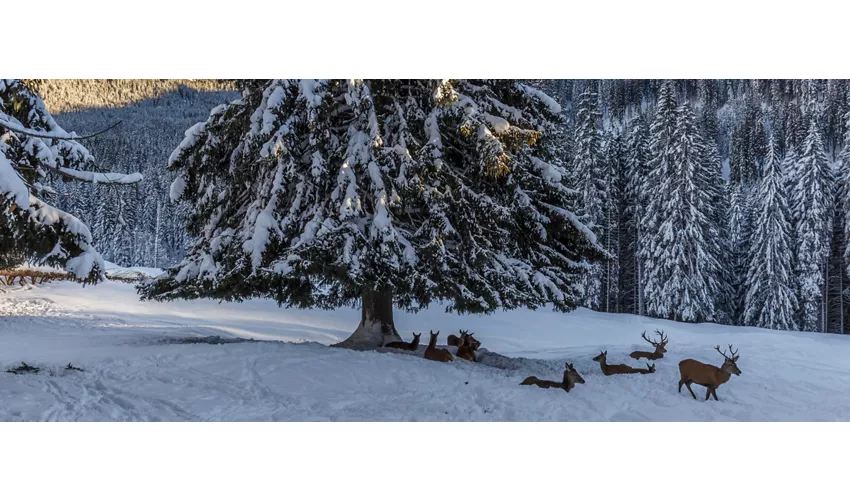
(640, 331, 657, 346)
(655, 330, 667, 344)
(728, 344, 739, 360)
(714, 344, 736, 361)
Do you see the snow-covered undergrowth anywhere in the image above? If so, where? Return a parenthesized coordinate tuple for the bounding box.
(2, 280, 850, 421)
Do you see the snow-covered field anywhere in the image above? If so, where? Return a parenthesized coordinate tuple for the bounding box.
(2, 277, 850, 421)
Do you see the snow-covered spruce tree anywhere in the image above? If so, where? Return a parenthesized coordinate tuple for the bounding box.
(791, 119, 835, 332)
(743, 136, 798, 331)
(699, 119, 733, 324)
(641, 100, 723, 322)
(138, 80, 603, 348)
(0, 79, 141, 280)
(726, 182, 754, 324)
(571, 88, 605, 309)
(621, 116, 650, 316)
(600, 129, 622, 313)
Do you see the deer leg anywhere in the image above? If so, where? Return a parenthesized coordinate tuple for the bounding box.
(685, 381, 697, 400)
(705, 386, 713, 401)
(711, 388, 719, 401)
(678, 379, 684, 393)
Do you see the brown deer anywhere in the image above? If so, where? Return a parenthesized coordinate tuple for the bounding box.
(520, 362, 585, 393)
(384, 332, 421, 351)
(447, 330, 481, 350)
(455, 334, 477, 362)
(592, 351, 656, 376)
(423, 330, 453, 363)
(678, 345, 741, 401)
(629, 330, 668, 360)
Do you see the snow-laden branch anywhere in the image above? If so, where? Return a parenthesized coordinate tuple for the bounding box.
(55, 167, 143, 184)
(0, 117, 123, 141)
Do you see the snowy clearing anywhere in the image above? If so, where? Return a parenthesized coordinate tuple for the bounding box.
(2, 279, 850, 421)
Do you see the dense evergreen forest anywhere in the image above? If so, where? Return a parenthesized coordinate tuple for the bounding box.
(33, 79, 850, 334)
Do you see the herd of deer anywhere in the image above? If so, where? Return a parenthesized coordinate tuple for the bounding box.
(383, 329, 743, 402)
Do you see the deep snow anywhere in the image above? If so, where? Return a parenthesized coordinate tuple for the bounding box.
(2, 277, 850, 421)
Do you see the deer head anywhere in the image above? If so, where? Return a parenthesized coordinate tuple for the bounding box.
(459, 330, 481, 350)
(714, 344, 741, 376)
(641, 330, 668, 353)
(427, 330, 440, 348)
(592, 351, 607, 362)
(565, 362, 585, 385)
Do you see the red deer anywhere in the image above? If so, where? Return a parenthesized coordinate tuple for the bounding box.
(678, 345, 741, 401)
(592, 351, 656, 376)
(455, 334, 477, 362)
(447, 330, 481, 350)
(520, 363, 585, 392)
(629, 330, 668, 360)
(423, 330, 453, 363)
(384, 332, 421, 351)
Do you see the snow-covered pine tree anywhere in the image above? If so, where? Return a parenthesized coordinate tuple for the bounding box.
(571, 87, 605, 309)
(138, 80, 603, 348)
(642, 97, 723, 322)
(620, 116, 650, 316)
(699, 120, 733, 324)
(0, 79, 141, 280)
(600, 129, 622, 313)
(839, 105, 850, 333)
(743, 136, 799, 330)
(726, 183, 754, 324)
(791, 119, 835, 332)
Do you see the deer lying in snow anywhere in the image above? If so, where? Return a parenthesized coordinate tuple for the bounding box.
(629, 330, 668, 360)
(678, 345, 741, 401)
(455, 333, 477, 362)
(384, 332, 421, 351)
(423, 330, 454, 362)
(520, 363, 585, 393)
(592, 351, 655, 376)
(447, 330, 481, 350)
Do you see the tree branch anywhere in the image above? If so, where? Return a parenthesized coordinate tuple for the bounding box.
(0, 118, 123, 141)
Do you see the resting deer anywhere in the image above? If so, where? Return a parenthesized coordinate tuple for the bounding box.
(678, 345, 741, 401)
(455, 334, 477, 362)
(447, 330, 481, 350)
(520, 362, 585, 393)
(629, 330, 668, 360)
(423, 330, 453, 363)
(592, 351, 656, 376)
(384, 332, 421, 351)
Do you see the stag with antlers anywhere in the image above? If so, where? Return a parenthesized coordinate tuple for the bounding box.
(678, 345, 742, 401)
(629, 330, 668, 361)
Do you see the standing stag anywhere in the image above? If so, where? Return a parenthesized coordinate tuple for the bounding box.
(678, 345, 741, 401)
(520, 363, 585, 392)
(629, 330, 668, 360)
(423, 331, 454, 363)
(592, 351, 656, 376)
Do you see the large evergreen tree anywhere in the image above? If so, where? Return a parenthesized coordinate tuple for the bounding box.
(0, 79, 141, 280)
(743, 137, 798, 330)
(138, 80, 603, 347)
(571, 88, 605, 309)
(791, 119, 835, 332)
(642, 97, 723, 322)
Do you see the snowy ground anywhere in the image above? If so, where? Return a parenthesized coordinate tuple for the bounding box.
(2, 277, 850, 421)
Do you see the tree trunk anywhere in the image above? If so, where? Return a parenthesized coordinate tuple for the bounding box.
(332, 288, 402, 349)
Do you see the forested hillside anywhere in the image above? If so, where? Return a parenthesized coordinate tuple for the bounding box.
(28, 80, 238, 270)
(530, 80, 850, 334)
